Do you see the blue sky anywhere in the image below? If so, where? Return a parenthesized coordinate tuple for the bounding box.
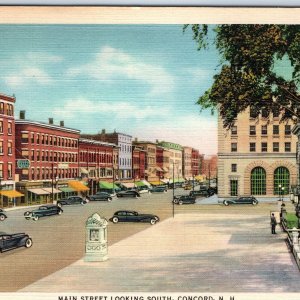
(0, 25, 219, 155)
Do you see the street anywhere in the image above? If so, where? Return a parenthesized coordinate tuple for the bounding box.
(0, 188, 291, 292)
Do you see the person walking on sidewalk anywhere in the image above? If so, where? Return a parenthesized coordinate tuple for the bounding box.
(270, 213, 277, 234)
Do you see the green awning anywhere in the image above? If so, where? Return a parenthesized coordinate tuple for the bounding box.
(99, 181, 118, 189)
(135, 181, 147, 187)
(59, 187, 76, 193)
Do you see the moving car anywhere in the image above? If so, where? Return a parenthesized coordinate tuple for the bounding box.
(223, 196, 258, 206)
(116, 190, 141, 198)
(150, 186, 167, 193)
(57, 196, 88, 207)
(88, 192, 113, 202)
(24, 204, 63, 221)
(173, 195, 196, 205)
(0, 232, 32, 252)
(109, 210, 159, 225)
(0, 209, 7, 221)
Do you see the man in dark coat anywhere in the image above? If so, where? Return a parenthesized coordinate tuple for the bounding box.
(270, 213, 277, 234)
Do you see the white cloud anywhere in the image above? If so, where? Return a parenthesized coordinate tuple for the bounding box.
(67, 46, 175, 96)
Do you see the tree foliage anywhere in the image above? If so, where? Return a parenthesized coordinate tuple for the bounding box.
(185, 25, 300, 128)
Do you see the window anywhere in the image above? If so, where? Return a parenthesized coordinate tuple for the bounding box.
(273, 108, 280, 118)
(274, 167, 290, 195)
(0, 141, 3, 154)
(250, 106, 258, 118)
(31, 133, 34, 144)
(231, 126, 237, 135)
(250, 125, 256, 136)
(7, 122, 12, 135)
(36, 134, 40, 144)
(21, 149, 28, 158)
(285, 142, 291, 152)
(231, 143, 237, 152)
(36, 150, 40, 161)
(273, 125, 279, 135)
(261, 142, 268, 152)
(231, 164, 237, 172)
(21, 132, 29, 143)
(0, 163, 3, 178)
(7, 141, 12, 155)
(41, 135, 45, 145)
(0, 102, 4, 114)
(251, 167, 266, 195)
(0, 121, 3, 133)
(31, 150, 34, 161)
(285, 125, 291, 135)
(7, 163, 12, 179)
(230, 180, 238, 196)
(261, 125, 268, 135)
(273, 142, 279, 152)
(261, 108, 269, 118)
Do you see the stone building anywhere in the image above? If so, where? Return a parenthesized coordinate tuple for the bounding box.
(218, 107, 297, 198)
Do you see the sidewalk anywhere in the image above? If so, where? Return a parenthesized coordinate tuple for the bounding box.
(20, 212, 300, 293)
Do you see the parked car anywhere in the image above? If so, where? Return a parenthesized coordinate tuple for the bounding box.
(116, 190, 141, 198)
(24, 205, 63, 221)
(189, 189, 214, 198)
(57, 196, 88, 207)
(150, 186, 167, 193)
(0, 209, 7, 221)
(223, 196, 258, 206)
(0, 232, 33, 252)
(173, 195, 196, 205)
(89, 192, 113, 202)
(184, 184, 192, 190)
(169, 182, 183, 189)
(137, 186, 151, 194)
(109, 210, 159, 225)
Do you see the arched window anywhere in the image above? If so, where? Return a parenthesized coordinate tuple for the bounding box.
(274, 167, 290, 195)
(251, 167, 266, 195)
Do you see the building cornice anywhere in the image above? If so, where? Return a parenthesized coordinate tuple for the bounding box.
(218, 152, 296, 159)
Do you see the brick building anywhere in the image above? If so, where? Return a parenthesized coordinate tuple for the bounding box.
(132, 145, 146, 181)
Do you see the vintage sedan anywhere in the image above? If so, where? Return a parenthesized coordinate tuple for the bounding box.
(0, 209, 7, 221)
(149, 186, 167, 193)
(116, 190, 141, 198)
(88, 192, 113, 202)
(109, 210, 159, 225)
(173, 195, 196, 205)
(57, 196, 88, 207)
(0, 232, 33, 252)
(189, 189, 214, 198)
(223, 196, 258, 206)
(24, 205, 63, 221)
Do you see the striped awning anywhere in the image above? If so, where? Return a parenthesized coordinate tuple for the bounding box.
(0, 190, 24, 198)
(27, 188, 50, 195)
(68, 181, 89, 191)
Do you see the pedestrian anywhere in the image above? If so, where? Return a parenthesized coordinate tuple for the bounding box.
(270, 213, 277, 234)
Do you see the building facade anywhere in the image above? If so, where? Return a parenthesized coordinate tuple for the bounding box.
(191, 148, 201, 177)
(218, 107, 297, 198)
(132, 145, 146, 181)
(183, 146, 193, 180)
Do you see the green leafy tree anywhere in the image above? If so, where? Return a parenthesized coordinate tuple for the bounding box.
(185, 25, 300, 128)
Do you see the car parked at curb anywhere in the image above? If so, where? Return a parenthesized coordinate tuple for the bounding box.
(0, 209, 7, 221)
(150, 186, 167, 193)
(24, 205, 63, 221)
(109, 210, 159, 225)
(173, 195, 196, 205)
(0, 232, 33, 252)
(223, 196, 258, 206)
(88, 192, 113, 202)
(189, 189, 214, 198)
(57, 196, 88, 207)
(116, 190, 141, 198)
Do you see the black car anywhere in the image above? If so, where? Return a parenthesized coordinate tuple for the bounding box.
(0, 209, 7, 221)
(173, 195, 196, 205)
(57, 196, 88, 207)
(116, 190, 141, 198)
(150, 186, 167, 193)
(223, 196, 258, 206)
(0, 232, 33, 252)
(24, 205, 63, 221)
(189, 189, 214, 198)
(109, 210, 159, 225)
(89, 192, 113, 202)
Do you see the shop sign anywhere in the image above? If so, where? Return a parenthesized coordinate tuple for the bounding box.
(17, 159, 30, 169)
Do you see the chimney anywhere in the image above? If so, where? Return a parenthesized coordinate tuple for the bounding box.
(156, 139, 159, 143)
(20, 110, 25, 120)
(49, 118, 53, 125)
(101, 129, 105, 134)
(60, 121, 64, 127)
(135, 137, 138, 142)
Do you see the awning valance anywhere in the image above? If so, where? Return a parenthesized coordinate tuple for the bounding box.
(135, 181, 147, 187)
(59, 187, 76, 193)
(121, 182, 135, 188)
(149, 181, 164, 186)
(160, 179, 170, 183)
(68, 181, 89, 191)
(28, 188, 50, 195)
(141, 180, 151, 187)
(0, 190, 24, 198)
(42, 188, 62, 194)
(99, 181, 119, 189)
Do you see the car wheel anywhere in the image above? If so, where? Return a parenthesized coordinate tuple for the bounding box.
(179, 200, 183, 205)
(57, 203, 62, 208)
(25, 238, 33, 248)
(58, 210, 62, 215)
(0, 214, 6, 221)
(107, 197, 112, 202)
(81, 201, 86, 205)
(148, 191, 152, 194)
(150, 218, 157, 225)
(252, 200, 258, 205)
(223, 200, 229, 206)
(135, 195, 139, 198)
(112, 217, 119, 223)
(33, 215, 39, 221)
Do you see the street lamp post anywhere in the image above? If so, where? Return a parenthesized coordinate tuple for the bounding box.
(282, 186, 285, 202)
(278, 184, 282, 201)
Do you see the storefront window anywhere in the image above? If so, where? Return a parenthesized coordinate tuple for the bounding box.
(251, 167, 266, 195)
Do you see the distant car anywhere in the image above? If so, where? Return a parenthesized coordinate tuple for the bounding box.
(0, 209, 7, 221)
(223, 196, 258, 206)
(150, 186, 167, 193)
(24, 205, 63, 221)
(109, 210, 159, 225)
(89, 192, 113, 202)
(184, 184, 192, 190)
(173, 195, 196, 205)
(57, 196, 88, 207)
(116, 190, 141, 198)
(189, 189, 214, 198)
(0, 232, 33, 252)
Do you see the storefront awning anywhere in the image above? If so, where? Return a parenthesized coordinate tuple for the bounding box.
(59, 187, 76, 193)
(149, 181, 164, 186)
(0, 190, 24, 198)
(27, 188, 50, 195)
(141, 180, 151, 187)
(160, 179, 170, 183)
(121, 182, 136, 188)
(80, 168, 89, 174)
(135, 181, 147, 187)
(42, 188, 62, 194)
(68, 181, 90, 191)
(99, 181, 114, 189)
(156, 166, 163, 172)
(162, 167, 169, 172)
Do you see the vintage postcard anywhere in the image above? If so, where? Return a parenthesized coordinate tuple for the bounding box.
(1, 6, 300, 300)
